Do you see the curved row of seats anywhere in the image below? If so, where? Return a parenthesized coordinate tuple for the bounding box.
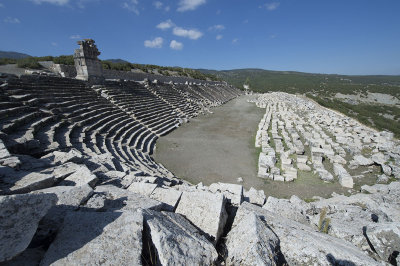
(0, 75, 241, 179)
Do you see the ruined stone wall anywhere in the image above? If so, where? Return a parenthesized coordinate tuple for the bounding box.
(74, 39, 103, 81)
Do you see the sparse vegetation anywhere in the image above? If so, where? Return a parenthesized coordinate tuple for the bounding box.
(318, 207, 331, 234)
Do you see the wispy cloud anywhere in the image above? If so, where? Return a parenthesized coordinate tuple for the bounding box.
(208, 24, 225, 31)
(216, 35, 223, 40)
(51, 42, 58, 46)
(122, 0, 139, 15)
(70, 34, 82, 39)
(170, 40, 183, 50)
(269, 34, 276, 39)
(30, 0, 69, 5)
(4, 17, 20, 24)
(144, 37, 163, 48)
(153, 1, 162, 9)
(156, 19, 174, 30)
(0, 3, 4, 8)
(232, 38, 239, 44)
(177, 0, 206, 12)
(173, 27, 203, 40)
(260, 2, 280, 11)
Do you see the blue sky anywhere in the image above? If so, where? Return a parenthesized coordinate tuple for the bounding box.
(0, 0, 399, 75)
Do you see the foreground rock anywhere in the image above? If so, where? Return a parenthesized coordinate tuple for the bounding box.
(225, 211, 281, 265)
(365, 222, 400, 262)
(143, 210, 218, 265)
(233, 202, 380, 265)
(40, 211, 143, 266)
(0, 193, 58, 262)
(175, 191, 227, 244)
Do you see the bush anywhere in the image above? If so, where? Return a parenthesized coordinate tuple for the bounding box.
(16, 57, 41, 69)
(53, 55, 74, 65)
(0, 58, 17, 65)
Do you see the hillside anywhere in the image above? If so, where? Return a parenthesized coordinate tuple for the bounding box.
(0, 51, 31, 59)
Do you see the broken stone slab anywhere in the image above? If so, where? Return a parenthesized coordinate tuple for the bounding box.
(296, 155, 308, 164)
(208, 182, 243, 205)
(225, 211, 280, 266)
(273, 175, 285, 182)
(297, 163, 311, 171)
(59, 164, 98, 187)
(243, 187, 266, 206)
(42, 148, 83, 165)
(259, 152, 276, 169)
(365, 222, 400, 262)
(149, 187, 182, 212)
(333, 163, 354, 188)
(84, 185, 163, 212)
(143, 210, 218, 265)
(263, 196, 310, 225)
(233, 202, 379, 266)
(315, 167, 334, 182)
(175, 190, 227, 244)
(352, 155, 374, 166)
(40, 211, 143, 266)
(127, 182, 157, 197)
(0, 166, 56, 195)
(0, 193, 58, 262)
(377, 174, 389, 184)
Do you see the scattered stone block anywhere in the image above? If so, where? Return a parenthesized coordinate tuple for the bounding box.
(149, 187, 182, 212)
(243, 187, 266, 206)
(175, 191, 227, 244)
(365, 222, 400, 262)
(59, 164, 98, 187)
(208, 182, 243, 205)
(225, 212, 280, 265)
(333, 163, 354, 188)
(143, 210, 218, 265)
(0, 193, 57, 262)
(127, 182, 157, 196)
(297, 163, 311, 171)
(40, 211, 143, 265)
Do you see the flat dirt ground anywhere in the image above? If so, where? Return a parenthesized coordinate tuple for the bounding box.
(154, 95, 351, 199)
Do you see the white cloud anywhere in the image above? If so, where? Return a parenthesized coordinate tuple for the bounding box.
(51, 42, 58, 46)
(173, 27, 203, 40)
(170, 40, 183, 50)
(232, 38, 239, 44)
(153, 1, 162, 9)
(122, 0, 139, 15)
(208, 24, 225, 31)
(156, 19, 174, 30)
(177, 0, 206, 12)
(70, 34, 82, 39)
(216, 35, 223, 40)
(144, 37, 163, 48)
(0, 3, 4, 8)
(164, 5, 170, 11)
(269, 34, 276, 39)
(260, 2, 280, 11)
(31, 0, 69, 5)
(4, 17, 20, 24)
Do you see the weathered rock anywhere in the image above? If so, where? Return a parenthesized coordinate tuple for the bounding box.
(225, 212, 280, 266)
(59, 164, 98, 187)
(208, 182, 243, 205)
(297, 162, 311, 171)
(85, 185, 163, 212)
(127, 182, 157, 196)
(42, 148, 83, 165)
(365, 222, 400, 262)
(40, 211, 143, 266)
(233, 202, 379, 265)
(333, 163, 354, 188)
(0, 193, 58, 262)
(143, 210, 218, 265)
(149, 187, 182, 212)
(0, 166, 56, 195)
(175, 191, 227, 243)
(263, 195, 310, 224)
(352, 155, 374, 166)
(243, 187, 266, 206)
(377, 174, 389, 184)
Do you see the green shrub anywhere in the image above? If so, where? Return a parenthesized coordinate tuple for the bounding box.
(16, 57, 41, 69)
(53, 55, 74, 65)
(0, 58, 17, 65)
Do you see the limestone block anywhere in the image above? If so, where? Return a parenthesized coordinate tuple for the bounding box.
(274, 175, 285, 182)
(143, 210, 218, 265)
(352, 155, 374, 166)
(40, 211, 143, 265)
(0, 193, 57, 262)
(333, 164, 354, 188)
(42, 148, 83, 165)
(243, 187, 266, 206)
(365, 222, 400, 262)
(127, 182, 157, 197)
(175, 191, 227, 243)
(59, 164, 98, 187)
(297, 163, 311, 171)
(233, 202, 379, 266)
(85, 185, 162, 212)
(225, 212, 279, 266)
(149, 187, 182, 212)
(208, 182, 243, 205)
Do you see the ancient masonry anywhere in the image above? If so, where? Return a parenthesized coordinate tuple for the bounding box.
(74, 39, 103, 81)
(254, 92, 400, 188)
(0, 41, 399, 265)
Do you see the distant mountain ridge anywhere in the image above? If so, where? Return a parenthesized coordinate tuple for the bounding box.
(0, 51, 31, 59)
(104, 59, 130, 64)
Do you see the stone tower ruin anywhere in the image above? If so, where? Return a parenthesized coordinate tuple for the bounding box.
(74, 39, 103, 81)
